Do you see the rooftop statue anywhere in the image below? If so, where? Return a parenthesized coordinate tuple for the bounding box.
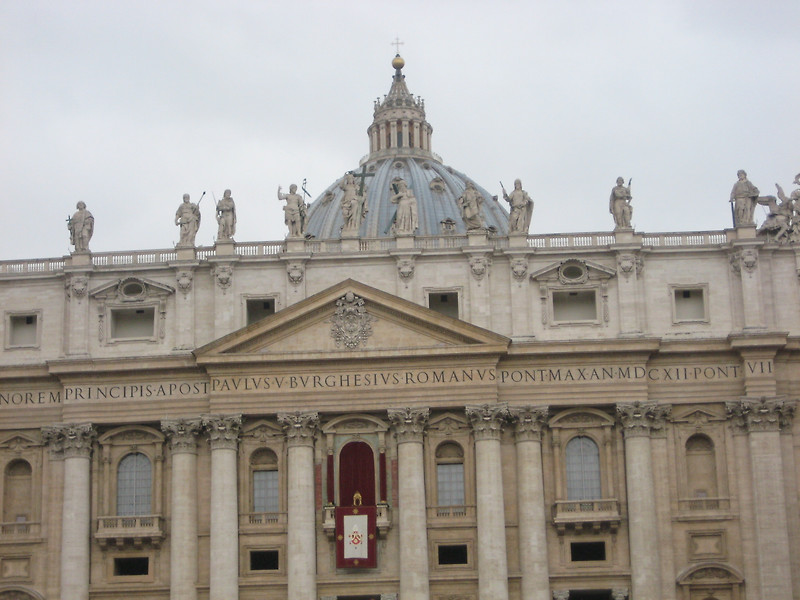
(757, 175, 800, 243)
(502, 179, 533, 234)
(389, 178, 418, 235)
(278, 184, 307, 238)
(215, 189, 236, 241)
(340, 173, 367, 235)
(730, 170, 759, 226)
(609, 177, 633, 230)
(175, 193, 202, 247)
(68, 201, 94, 252)
(458, 181, 486, 231)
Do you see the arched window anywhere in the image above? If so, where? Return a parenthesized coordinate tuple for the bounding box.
(339, 441, 376, 507)
(3, 459, 32, 522)
(565, 436, 601, 500)
(686, 434, 717, 498)
(117, 453, 151, 516)
(436, 442, 465, 507)
(251, 448, 279, 513)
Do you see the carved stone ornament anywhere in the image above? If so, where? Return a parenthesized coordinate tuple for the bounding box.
(67, 275, 89, 300)
(396, 257, 415, 280)
(161, 418, 202, 453)
(213, 265, 233, 291)
(617, 253, 643, 279)
(508, 406, 549, 442)
(466, 403, 509, 441)
(729, 248, 758, 274)
(553, 591, 570, 600)
(610, 588, 629, 600)
(726, 397, 796, 433)
(287, 262, 305, 285)
(277, 411, 320, 446)
(429, 177, 446, 193)
(616, 401, 671, 438)
(687, 567, 733, 581)
(510, 257, 528, 281)
(201, 414, 242, 450)
(468, 255, 491, 281)
(329, 292, 374, 349)
(558, 259, 589, 285)
(387, 407, 430, 443)
(41, 423, 96, 459)
(176, 270, 193, 294)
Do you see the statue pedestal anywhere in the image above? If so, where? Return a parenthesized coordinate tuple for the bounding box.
(508, 233, 528, 248)
(67, 251, 92, 267)
(395, 235, 415, 250)
(175, 246, 196, 261)
(285, 238, 306, 253)
(467, 231, 489, 247)
(215, 240, 235, 256)
(613, 228, 636, 244)
(735, 225, 757, 240)
(341, 237, 360, 252)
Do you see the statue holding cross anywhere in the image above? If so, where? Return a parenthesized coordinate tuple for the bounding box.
(340, 165, 374, 236)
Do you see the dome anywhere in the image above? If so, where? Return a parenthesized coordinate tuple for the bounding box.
(304, 56, 509, 240)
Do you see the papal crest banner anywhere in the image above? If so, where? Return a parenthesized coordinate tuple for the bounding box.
(335, 505, 377, 568)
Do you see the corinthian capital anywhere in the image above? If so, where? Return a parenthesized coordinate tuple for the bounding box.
(387, 407, 429, 443)
(201, 414, 242, 450)
(616, 402, 671, 438)
(41, 423, 96, 459)
(508, 406, 549, 442)
(466, 403, 509, 441)
(277, 411, 319, 447)
(161, 418, 203, 454)
(726, 397, 795, 433)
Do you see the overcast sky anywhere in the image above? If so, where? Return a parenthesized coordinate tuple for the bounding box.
(2, 0, 798, 260)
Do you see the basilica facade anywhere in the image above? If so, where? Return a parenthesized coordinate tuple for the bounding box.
(0, 56, 799, 600)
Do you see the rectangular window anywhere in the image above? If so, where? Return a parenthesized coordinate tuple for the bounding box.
(253, 470, 279, 513)
(249, 549, 279, 571)
(570, 541, 606, 562)
(246, 298, 275, 325)
(673, 287, 707, 322)
(436, 463, 465, 506)
(7, 313, 39, 347)
(428, 292, 459, 319)
(552, 290, 597, 322)
(113, 556, 149, 576)
(110, 307, 155, 339)
(438, 544, 468, 565)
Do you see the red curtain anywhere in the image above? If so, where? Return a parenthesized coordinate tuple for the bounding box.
(339, 441, 375, 506)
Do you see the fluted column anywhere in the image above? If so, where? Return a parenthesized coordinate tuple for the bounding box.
(508, 407, 550, 600)
(466, 404, 510, 600)
(387, 407, 431, 600)
(278, 411, 320, 600)
(616, 402, 670, 600)
(202, 414, 242, 600)
(162, 418, 202, 600)
(727, 397, 796, 600)
(41, 423, 96, 600)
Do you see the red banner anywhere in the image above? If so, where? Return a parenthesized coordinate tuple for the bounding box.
(335, 505, 377, 568)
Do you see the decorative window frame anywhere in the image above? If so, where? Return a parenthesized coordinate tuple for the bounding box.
(425, 412, 475, 521)
(670, 283, 710, 324)
(431, 539, 474, 570)
(243, 545, 283, 575)
(4, 310, 42, 350)
(89, 277, 174, 344)
(0, 433, 43, 527)
(529, 259, 615, 327)
(106, 551, 156, 583)
(241, 293, 280, 327)
(239, 420, 286, 531)
(424, 287, 463, 320)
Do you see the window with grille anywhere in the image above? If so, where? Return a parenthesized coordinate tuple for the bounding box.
(251, 448, 279, 513)
(117, 453, 152, 516)
(565, 436, 601, 500)
(436, 442, 465, 506)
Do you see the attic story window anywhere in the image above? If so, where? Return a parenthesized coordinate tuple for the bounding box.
(246, 298, 276, 325)
(428, 292, 459, 319)
(110, 307, 156, 339)
(552, 290, 597, 322)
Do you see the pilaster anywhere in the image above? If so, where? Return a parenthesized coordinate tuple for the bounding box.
(729, 239, 766, 330)
(171, 263, 199, 350)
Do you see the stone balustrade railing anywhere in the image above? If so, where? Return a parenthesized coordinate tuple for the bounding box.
(0, 521, 40, 536)
(427, 504, 476, 520)
(677, 497, 731, 512)
(0, 230, 744, 276)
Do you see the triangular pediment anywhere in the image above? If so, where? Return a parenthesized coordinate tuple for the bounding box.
(195, 279, 509, 364)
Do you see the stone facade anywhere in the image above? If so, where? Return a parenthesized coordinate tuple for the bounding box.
(0, 56, 799, 600)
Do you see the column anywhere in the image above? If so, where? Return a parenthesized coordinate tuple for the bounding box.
(466, 404, 510, 600)
(41, 423, 96, 600)
(202, 415, 242, 600)
(162, 418, 202, 600)
(387, 407, 431, 600)
(278, 411, 320, 600)
(727, 398, 796, 600)
(616, 402, 670, 600)
(508, 407, 550, 600)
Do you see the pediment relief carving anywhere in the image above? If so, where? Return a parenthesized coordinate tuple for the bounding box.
(0, 434, 41, 451)
(241, 419, 283, 441)
(672, 406, 724, 424)
(90, 277, 175, 303)
(428, 412, 469, 435)
(323, 414, 388, 434)
(549, 407, 615, 429)
(98, 425, 165, 446)
(677, 561, 744, 585)
(529, 258, 616, 283)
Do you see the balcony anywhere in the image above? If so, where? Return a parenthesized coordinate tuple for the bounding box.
(0, 521, 41, 540)
(322, 503, 392, 540)
(676, 497, 732, 521)
(552, 499, 621, 534)
(426, 505, 476, 522)
(95, 515, 164, 548)
(239, 511, 287, 533)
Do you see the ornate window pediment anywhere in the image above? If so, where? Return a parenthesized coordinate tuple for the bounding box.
(89, 278, 174, 343)
(529, 260, 615, 327)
